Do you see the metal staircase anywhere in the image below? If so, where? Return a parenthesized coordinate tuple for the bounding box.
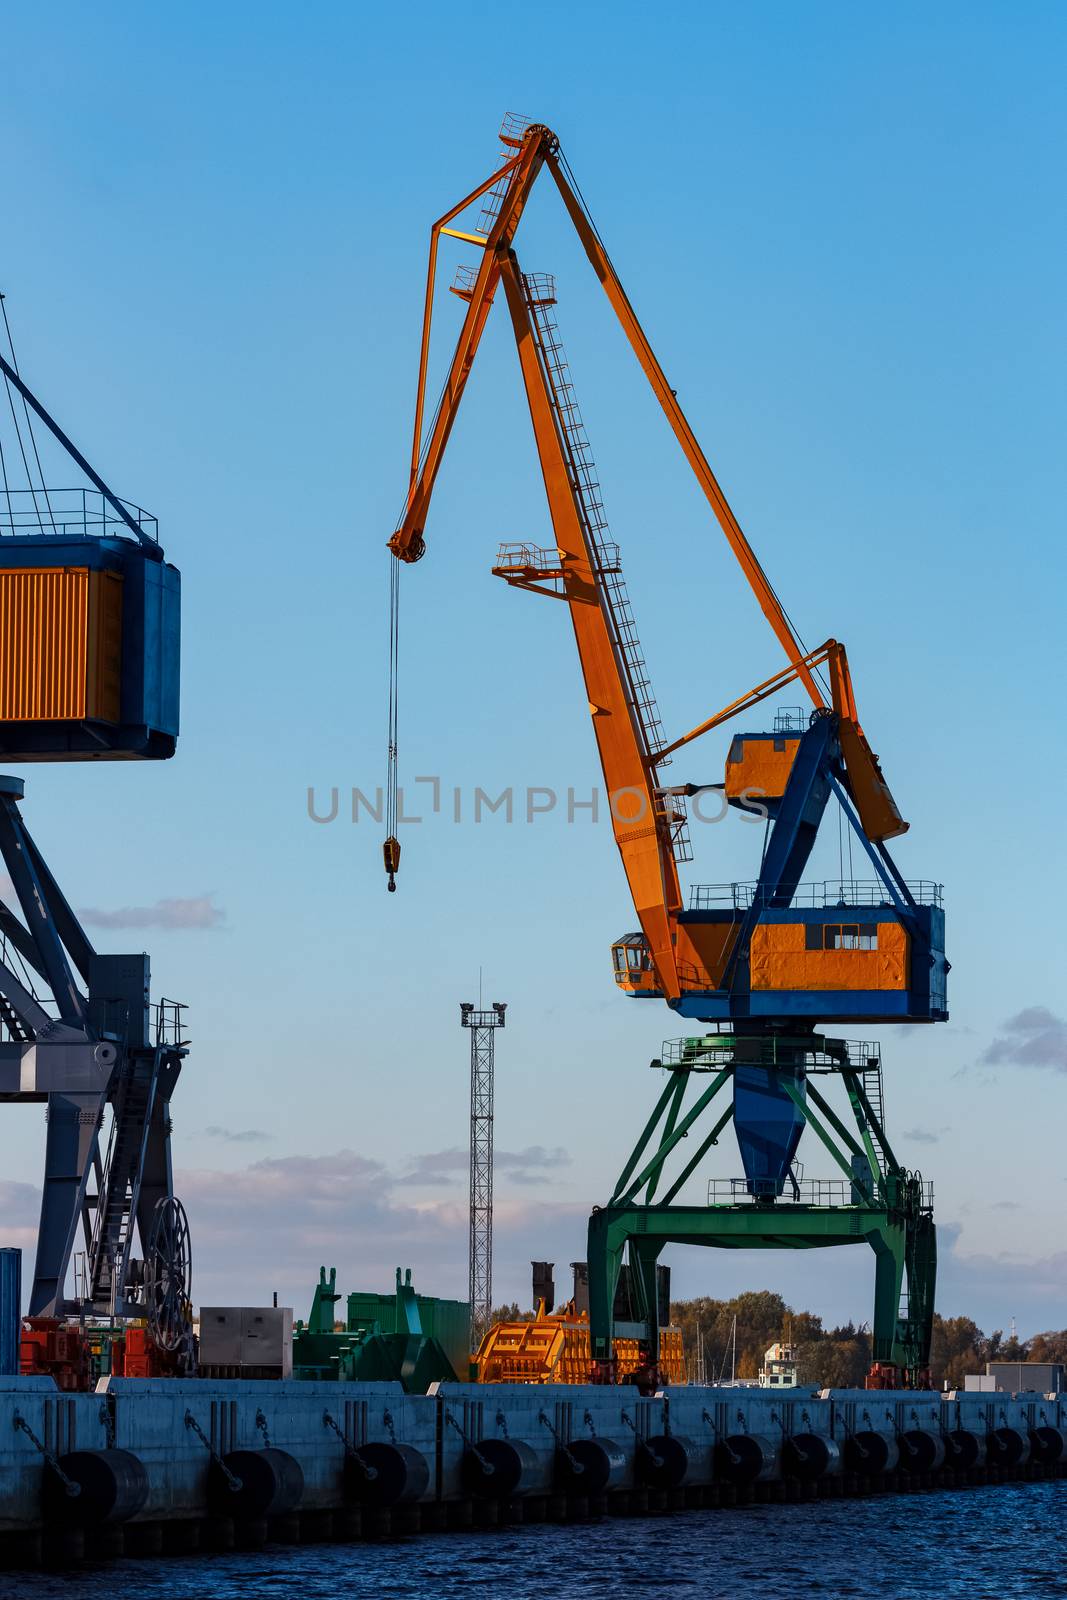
(520, 271, 692, 864)
(0, 990, 30, 1042)
(89, 1050, 162, 1310)
(861, 1049, 889, 1174)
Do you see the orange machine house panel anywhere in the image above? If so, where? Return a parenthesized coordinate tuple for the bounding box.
(0, 567, 122, 723)
(725, 733, 801, 802)
(85, 569, 123, 721)
(750, 919, 909, 992)
(676, 919, 740, 990)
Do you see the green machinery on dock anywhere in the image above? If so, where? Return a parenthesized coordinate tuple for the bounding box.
(293, 1268, 469, 1392)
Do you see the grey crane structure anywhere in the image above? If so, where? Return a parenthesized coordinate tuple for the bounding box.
(0, 774, 190, 1341)
(0, 324, 192, 1356)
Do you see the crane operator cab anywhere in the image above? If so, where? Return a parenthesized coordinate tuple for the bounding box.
(612, 933, 657, 994)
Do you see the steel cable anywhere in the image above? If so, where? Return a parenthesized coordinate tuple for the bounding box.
(384, 553, 401, 887)
(0, 294, 56, 532)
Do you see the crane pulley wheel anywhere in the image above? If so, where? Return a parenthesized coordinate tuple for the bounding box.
(144, 1196, 193, 1355)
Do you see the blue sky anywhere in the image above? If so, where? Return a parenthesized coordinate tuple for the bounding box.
(0, 2, 1065, 1338)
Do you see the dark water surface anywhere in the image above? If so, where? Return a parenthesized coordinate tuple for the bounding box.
(4, 1483, 1065, 1599)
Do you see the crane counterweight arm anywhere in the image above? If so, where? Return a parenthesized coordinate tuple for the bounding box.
(655, 642, 839, 762)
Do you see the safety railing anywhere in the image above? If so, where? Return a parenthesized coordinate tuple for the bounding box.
(659, 1034, 882, 1071)
(708, 1178, 867, 1207)
(499, 111, 533, 148)
(450, 263, 479, 299)
(0, 486, 157, 543)
(688, 879, 944, 911)
(706, 1176, 934, 1207)
(496, 540, 623, 575)
(522, 272, 557, 307)
(153, 998, 189, 1048)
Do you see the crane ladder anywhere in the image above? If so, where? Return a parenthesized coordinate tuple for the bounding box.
(88, 1050, 162, 1309)
(861, 1054, 889, 1175)
(520, 272, 692, 865)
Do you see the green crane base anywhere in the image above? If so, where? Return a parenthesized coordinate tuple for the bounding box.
(586, 1034, 937, 1389)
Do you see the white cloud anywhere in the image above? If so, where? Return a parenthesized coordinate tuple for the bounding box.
(0, 1178, 42, 1255)
(400, 1145, 570, 1186)
(204, 1125, 272, 1144)
(78, 895, 225, 931)
(170, 1148, 587, 1313)
(981, 1007, 1067, 1072)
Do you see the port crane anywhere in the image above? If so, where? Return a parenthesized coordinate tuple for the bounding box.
(0, 307, 191, 1364)
(387, 116, 946, 1387)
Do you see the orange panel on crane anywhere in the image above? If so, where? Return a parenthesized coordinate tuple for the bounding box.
(725, 733, 800, 802)
(676, 920, 739, 989)
(0, 567, 123, 723)
(750, 920, 909, 992)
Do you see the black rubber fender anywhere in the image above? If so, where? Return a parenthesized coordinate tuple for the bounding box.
(782, 1432, 842, 1482)
(714, 1433, 778, 1485)
(944, 1428, 985, 1470)
(1029, 1425, 1067, 1465)
(461, 1438, 539, 1499)
(208, 1447, 304, 1518)
(555, 1436, 627, 1494)
(43, 1449, 149, 1527)
(635, 1434, 699, 1489)
(344, 1440, 430, 1507)
(843, 1431, 899, 1475)
(987, 1427, 1030, 1469)
(897, 1429, 945, 1473)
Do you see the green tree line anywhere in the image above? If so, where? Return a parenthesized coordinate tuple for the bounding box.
(670, 1291, 1067, 1388)
(671, 1291, 869, 1386)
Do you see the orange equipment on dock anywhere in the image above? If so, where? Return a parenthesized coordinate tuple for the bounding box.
(19, 1318, 90, 1393)
(474, 1299, 685, 1387)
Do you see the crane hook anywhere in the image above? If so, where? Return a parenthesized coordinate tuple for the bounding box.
(383, 834, 400, 893)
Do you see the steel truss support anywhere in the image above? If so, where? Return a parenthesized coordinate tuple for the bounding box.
(0, 774, 188, 1320)
(461, 1002, 506, 1356)
(587, 1043, 936, 1387)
